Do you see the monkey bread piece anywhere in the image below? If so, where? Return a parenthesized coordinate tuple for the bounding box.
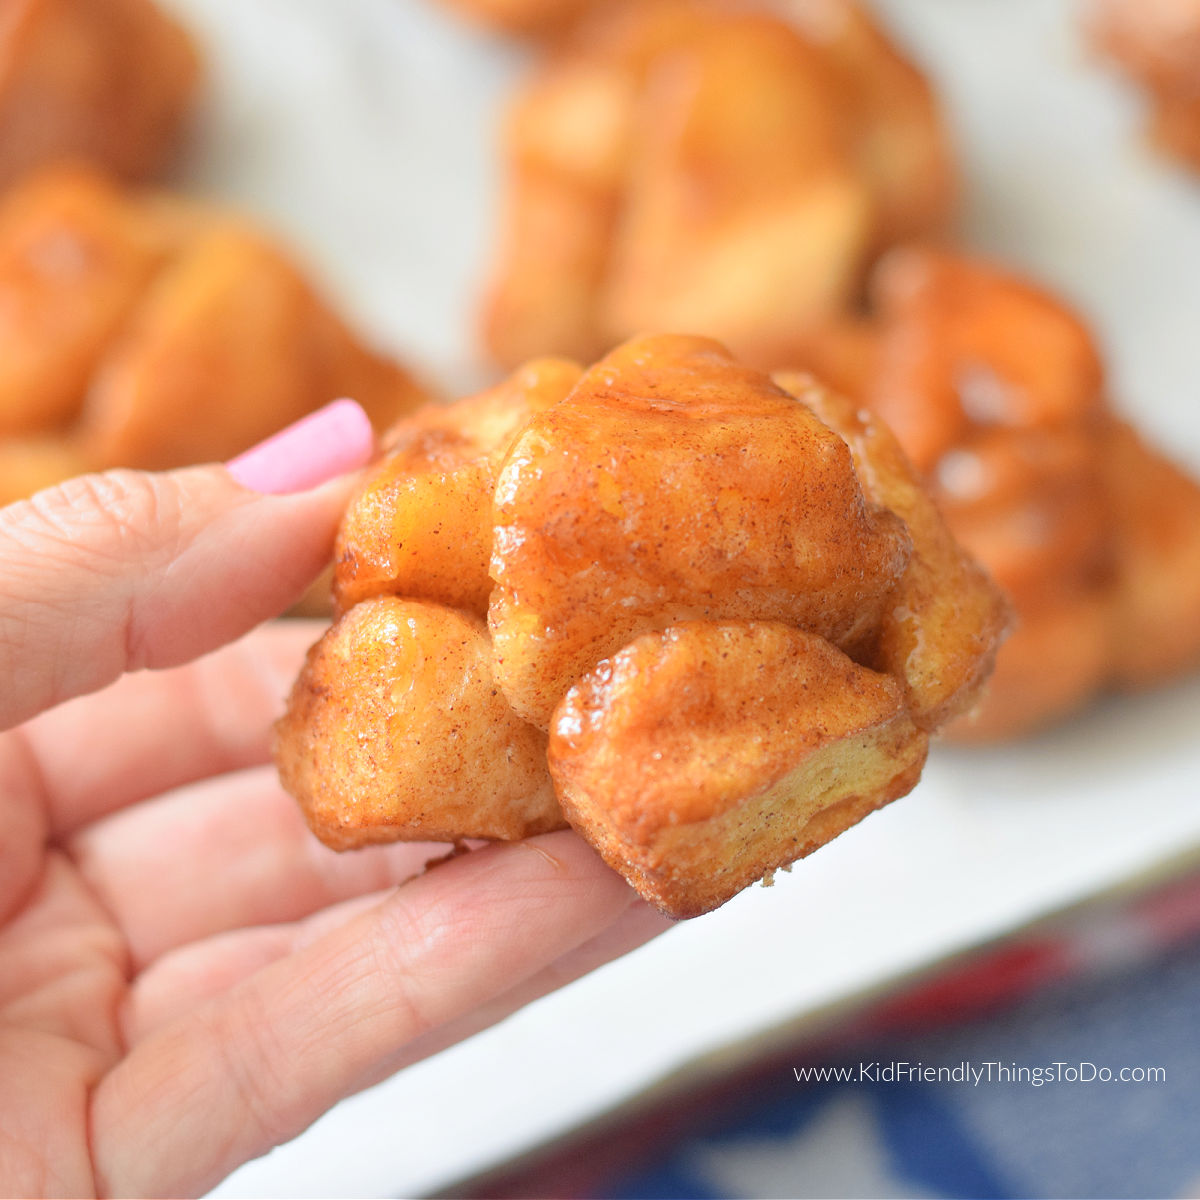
(599, 10, 874, 361)
(79, 225, 421, 470)
(1089, 0, 1200, 169)
(774, 372, 1011, 730)
(864, 250, 1119, 740)
(0, 0, 200, 188)
(0, 165, 427, 504)
(783, 247, 1200, 739)
(334, 358, 581, 618)
(489, 334, 913, 729)
(483, 0, 956, 370)
(549, 622, 929, 918)
(862, 249, 1200, 737)
(279, 334, 1005, 912)
(275, 596, 563, 850)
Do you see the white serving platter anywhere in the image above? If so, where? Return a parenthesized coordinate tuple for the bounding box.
(151, 1, 1200, 1194)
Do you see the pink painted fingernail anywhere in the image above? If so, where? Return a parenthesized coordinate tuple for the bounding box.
(226, 399, 375, 494)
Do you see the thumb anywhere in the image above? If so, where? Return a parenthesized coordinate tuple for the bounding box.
(0, 400, 373, 732)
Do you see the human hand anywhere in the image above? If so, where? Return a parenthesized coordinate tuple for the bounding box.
(0, 401, 669, 1198)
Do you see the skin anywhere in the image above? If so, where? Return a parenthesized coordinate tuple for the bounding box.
(0, 462, 667, 1198)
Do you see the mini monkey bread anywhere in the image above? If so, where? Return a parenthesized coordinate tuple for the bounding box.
(276, 335, 1008, 917)
(482, 0, 956, 370)
(784, 249, 1200, 741)
(0, 165, 429, 507)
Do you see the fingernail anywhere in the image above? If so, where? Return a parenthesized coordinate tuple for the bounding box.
(226, 399, 375, 494)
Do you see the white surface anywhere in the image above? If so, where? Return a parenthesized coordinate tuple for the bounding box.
(153, 1, 1200, 1195)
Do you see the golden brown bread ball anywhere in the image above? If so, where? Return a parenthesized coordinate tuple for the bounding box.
(276, 597, 563, 849)
(1089, 0, 1200, 170)
(780, 249, 1200, 740)
(489, 335, 914, 729)
(278, 334, 1006, 917)
(550, 621, 928, 918)
(0, 0, 200, 188)
(482, 0, 955, 370)
(334, 358, 581, 619)
(0, 165, 429, 507)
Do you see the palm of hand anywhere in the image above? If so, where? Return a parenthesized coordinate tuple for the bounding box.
(0, 623, 406, 1196)
(0, 625, 655, 1198)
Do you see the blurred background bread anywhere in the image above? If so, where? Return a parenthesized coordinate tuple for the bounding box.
(0, 164, 429, 508)
(782, 249, 1200, 740)
(481, 0, 955, 369)
(0, 0, 200, 187)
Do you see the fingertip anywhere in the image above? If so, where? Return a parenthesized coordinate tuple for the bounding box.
(226, 399, 376, 495)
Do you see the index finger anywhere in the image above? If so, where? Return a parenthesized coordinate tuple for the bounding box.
(0, 400, 372, 732)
